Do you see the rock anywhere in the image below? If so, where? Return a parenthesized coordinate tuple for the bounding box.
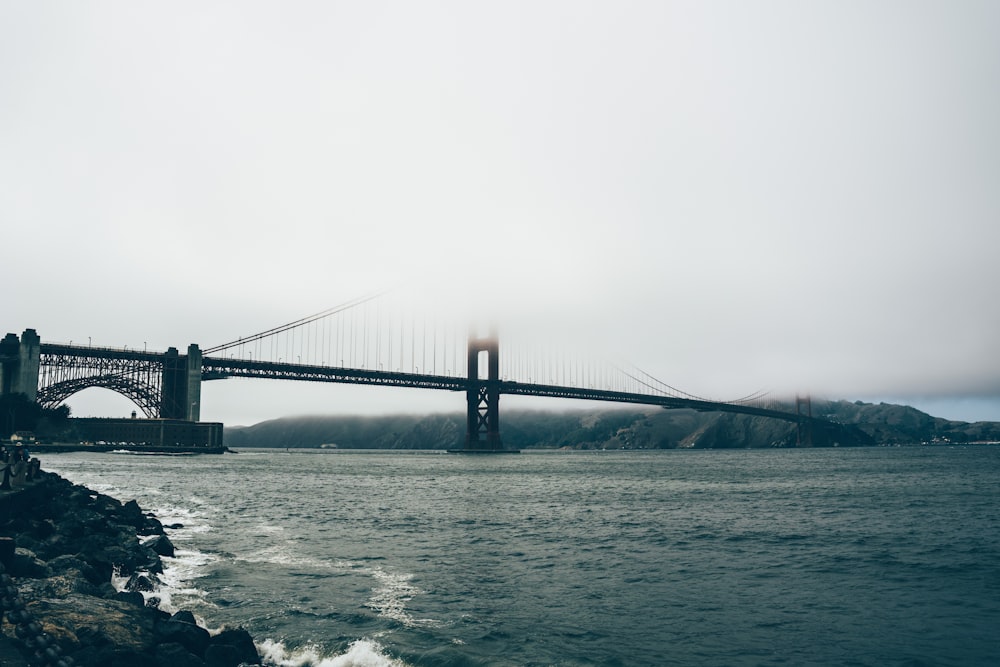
(156, 613, 211, 656)
(26, 594, 159, 655)
(17, 570, 101, 598)
(92, 581, 116, 598)
(80, 539, 162, 580)
(0, 536, 14, 568)
(171, 610, 198, 625)
(142, 515, 166, 534)
(120, 499, 146, 527)
(72, 647, 150, 667)
(114, 590, 146, 607)
(47, 554, 101, 585)
(155, 641, 207, 667)
(142, 534, 175, 558)
(10, 547, 51, 578)
(46, 553, 86, 573)
(124, 572, 159, 593)
(92, 495, 123, 515)
(0, 636, 30, 667)
(204, 643, 241, 667)
(11, 533, 42, 555)
(208, 628, 261, 666)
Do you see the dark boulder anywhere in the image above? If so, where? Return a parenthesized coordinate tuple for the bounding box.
(156, 612, 211, 656)
(0, 536, 14, 568)
(17, 570, 102, 598)
(204, 643, 241, 667)
(155, 641, 207, 667)
(142, 515, 166, 534)
(10, 547, 51, 578)
(72, 647, 151, 667)
(142, 534, 175, 558)
(124, 572, 159, 593)
(92, 494, 123, 516)
(119, 499, 147, 528)
(171, 609, 198, 625)
(208, 627, 261, 665)
(114, 590, 146, 607)
(47, 554, 102, 585)
(26, 593, 159, 655)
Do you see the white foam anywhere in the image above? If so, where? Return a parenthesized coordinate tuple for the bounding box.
(257, 638, 411, 667)
(255, 523, 286, 534)
(150, 505, 213, 539)
(366, 568, 438, 629)
(236, 544, 336, 570)
(82, 482, 122, 496)
(110, 567, 186, 616)
(161, 549, 222, 583)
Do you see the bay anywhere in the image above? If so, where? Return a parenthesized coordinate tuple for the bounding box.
(41, 446, 1000, 666)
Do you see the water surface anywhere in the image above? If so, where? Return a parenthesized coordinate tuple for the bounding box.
(42, 446, 1000, 666)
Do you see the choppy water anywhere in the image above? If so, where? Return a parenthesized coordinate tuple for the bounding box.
(41, 446, 1000, 666)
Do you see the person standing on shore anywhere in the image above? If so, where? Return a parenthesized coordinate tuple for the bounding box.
(0, 447, 9, 491)
(10, 445, 27, 487)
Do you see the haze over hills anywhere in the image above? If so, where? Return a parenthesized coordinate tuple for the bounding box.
(224, 400, 1000, 450)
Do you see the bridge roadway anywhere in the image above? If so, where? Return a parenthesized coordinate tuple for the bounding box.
(202, 357, 805, 424)
(39, 343, 165, 363)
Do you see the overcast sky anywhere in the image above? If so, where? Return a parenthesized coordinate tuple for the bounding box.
(3, 1, 998, 425)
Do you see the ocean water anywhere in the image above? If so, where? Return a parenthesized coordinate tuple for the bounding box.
(40, 446, 1000, 667)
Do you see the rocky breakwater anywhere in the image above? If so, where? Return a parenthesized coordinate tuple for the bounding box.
(0, 471, 261, 667)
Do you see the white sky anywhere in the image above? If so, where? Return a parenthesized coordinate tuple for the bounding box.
(3, 1, 999, 425)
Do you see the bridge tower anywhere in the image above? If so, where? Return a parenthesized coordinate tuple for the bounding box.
(159, 344, 203, 421)
(796, 394, 813, 447)
(0, 329, 41, 401)
(460, 329, 511, 452)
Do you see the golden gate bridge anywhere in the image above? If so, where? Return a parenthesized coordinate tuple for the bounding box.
(3, 292, 830, 451)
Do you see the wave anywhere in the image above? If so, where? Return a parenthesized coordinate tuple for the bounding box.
(95, 473, 438, 659)
(234, 544, 353, 570)
(113, 549, 412, 667)
(257, 638, 411, 667)
(112, 547, 219, 616)
(233, 549, 442, 629)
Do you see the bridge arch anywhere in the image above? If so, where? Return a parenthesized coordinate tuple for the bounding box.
(37, 377, 160, 418)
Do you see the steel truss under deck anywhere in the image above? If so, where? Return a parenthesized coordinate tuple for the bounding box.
(36, 346, 167, 417)
(200, 357, 467, 392)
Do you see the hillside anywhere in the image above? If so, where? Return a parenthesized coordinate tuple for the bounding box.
(224, 400, 1000, 450)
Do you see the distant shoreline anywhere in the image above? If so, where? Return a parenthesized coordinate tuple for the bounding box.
(23, 443, 230, 455)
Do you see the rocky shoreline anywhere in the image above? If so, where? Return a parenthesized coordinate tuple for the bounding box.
(0, 471, 260, 666)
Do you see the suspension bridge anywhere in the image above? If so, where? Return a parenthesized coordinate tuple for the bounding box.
(2, 293, 833, 451)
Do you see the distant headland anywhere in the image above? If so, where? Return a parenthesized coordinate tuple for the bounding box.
(224, 399, 1000, 450)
